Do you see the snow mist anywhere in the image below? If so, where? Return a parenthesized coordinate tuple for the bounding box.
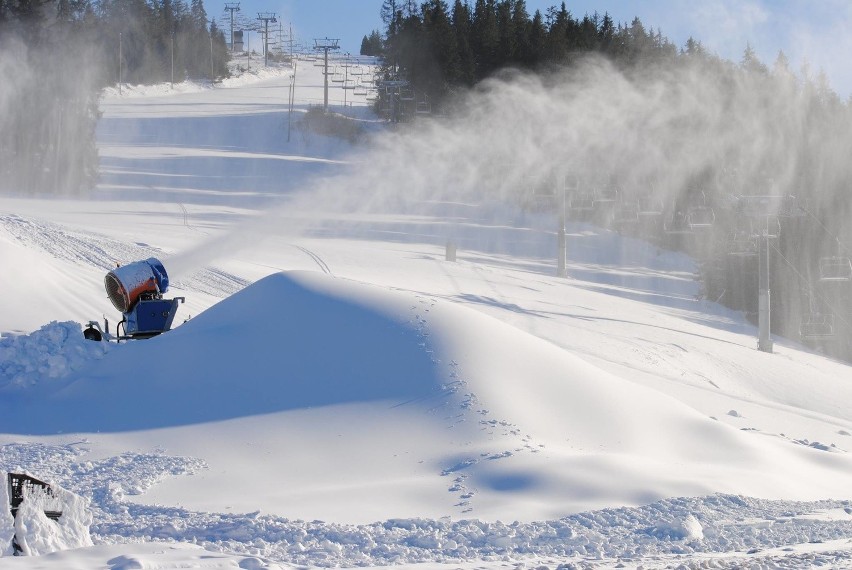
(171, 54, 852, 291)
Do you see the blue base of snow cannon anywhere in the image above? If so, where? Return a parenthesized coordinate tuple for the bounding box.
(123, 297, 185, 339)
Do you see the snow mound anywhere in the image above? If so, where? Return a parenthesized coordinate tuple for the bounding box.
(0, 322, 110, 391)
(0, 271, 441, 433)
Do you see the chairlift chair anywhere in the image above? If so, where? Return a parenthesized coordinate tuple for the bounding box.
(737, 194, 791, 218)
(569, 192, 595, 212)
(819, 256, 852, 282)
(563, 174, 580, 194)
(800, 312, 836, 340)
(613, 201, 639, 225)
(416, 94, 431, 114)
(637, 196, 664, 216)
(687, 206, 716, 229)
(727, 233, 758, 257)
(664, 210, 693, 235)
(593, 186, 619, 205)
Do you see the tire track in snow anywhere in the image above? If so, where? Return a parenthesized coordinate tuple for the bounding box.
(0, 213, 162, 270)
(0, 214, 247, 299)
(293, 245, 332, 275)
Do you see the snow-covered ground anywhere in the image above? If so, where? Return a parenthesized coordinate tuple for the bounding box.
(2, 55, 852, 569)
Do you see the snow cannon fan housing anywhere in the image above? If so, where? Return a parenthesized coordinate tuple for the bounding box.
(97, 258, 184, 340)
(105, 257, 169, 313)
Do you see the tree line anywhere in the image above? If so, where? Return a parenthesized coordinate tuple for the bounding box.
(368, 0, 678, 105)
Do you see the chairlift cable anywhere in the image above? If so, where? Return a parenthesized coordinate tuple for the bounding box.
(799, 204, 851, 256)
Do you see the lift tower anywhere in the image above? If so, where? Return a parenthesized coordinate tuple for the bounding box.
(314, 37, 340, 112)
(257, 12, 277, 66)
(224, 3, 240, 52)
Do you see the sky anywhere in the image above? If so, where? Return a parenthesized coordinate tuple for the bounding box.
(220, 0, 852, 97)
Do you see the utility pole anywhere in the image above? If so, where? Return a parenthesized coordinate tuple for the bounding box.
(170, 32, 174, 88)
(224, 2, 240, 52)
(343, 53, 349, 108)
(210, 30, 214, 79)
(314, 37, 339, 112)
(118, 32, 123, 95)
(287, 70, 295, 142)
(257, 13, 277, 66)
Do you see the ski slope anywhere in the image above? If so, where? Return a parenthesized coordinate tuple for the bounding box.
(2, 57, 852, 569)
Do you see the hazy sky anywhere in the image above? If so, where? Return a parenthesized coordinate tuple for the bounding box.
(224, 1, 852, 96)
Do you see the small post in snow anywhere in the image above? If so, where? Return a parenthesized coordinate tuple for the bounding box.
(557, 173, 567, 278)
(758, 223, 773, 352)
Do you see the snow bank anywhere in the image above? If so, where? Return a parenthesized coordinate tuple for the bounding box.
(0, 322, 110, 391)
(100, 61, 292, 100)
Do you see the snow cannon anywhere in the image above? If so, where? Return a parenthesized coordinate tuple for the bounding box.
(84, 257, 184, 342)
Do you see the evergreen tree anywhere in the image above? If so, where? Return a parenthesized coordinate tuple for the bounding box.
(451, 0, 475, 85)
(527, 8, 545, 65)
(598, 12, 614, 54)
(511, 0, 532, 66)
(472, 0, 498, 77)
(545, 2, 570, 60)
(420, 0, 458, 98)
(741, 42, 767, 75)
(495, 0, 514, 64)
(360, 29, 382, 56)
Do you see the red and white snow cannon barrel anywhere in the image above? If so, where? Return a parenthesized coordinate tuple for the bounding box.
(85, 258, 184, 341)
(105, 257, 170, 313)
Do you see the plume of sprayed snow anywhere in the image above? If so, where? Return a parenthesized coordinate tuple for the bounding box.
(0, 36, 33, 119)
(166, 54, 852, 279)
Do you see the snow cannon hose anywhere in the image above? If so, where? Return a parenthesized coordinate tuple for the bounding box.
(104, 258, 170, 313)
